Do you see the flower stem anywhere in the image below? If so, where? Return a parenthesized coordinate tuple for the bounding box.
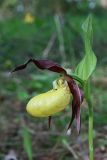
(84, 81, 94, 160)
(87, 98, 94, 160)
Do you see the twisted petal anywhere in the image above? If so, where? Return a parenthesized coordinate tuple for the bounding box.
(48, 116, 52, 129)
(12, 59, 67, 74)
(66, 75, 83, 133)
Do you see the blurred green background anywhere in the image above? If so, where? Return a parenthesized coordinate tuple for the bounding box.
(0, 0, 107, 160)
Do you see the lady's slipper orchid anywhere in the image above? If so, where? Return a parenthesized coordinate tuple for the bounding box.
(12, 59, 83, 133)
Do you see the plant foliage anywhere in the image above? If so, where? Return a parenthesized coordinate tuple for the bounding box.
(75, 15, 97, 81)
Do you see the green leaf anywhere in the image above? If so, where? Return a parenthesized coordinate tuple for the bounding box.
(21, 126, 33, 160)
(75, 15, 97, 81)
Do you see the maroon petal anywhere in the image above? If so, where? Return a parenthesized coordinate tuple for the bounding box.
(12, 59, 67, 74)
(66, 75, 83, 133)
(48, 116, 52, 128)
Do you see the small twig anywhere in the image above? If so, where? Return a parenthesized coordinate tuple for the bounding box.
(62, 139, 79, 159)
(54, 14, 66, 61)
(42, 33, 56, 58)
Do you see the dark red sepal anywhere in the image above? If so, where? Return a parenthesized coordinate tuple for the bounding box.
(48, 116, 52, 129)
(66, 75, 83, 133)
(12, 59, 67, 74)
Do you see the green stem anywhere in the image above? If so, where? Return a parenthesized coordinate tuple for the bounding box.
(84, 81, 94, 160)
(87, 98, 94, 160)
